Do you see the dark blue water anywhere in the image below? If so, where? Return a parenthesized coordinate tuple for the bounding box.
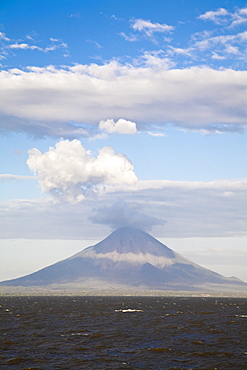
(1, 296, 247, 369)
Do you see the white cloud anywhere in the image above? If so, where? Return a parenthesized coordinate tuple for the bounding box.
(110, 178, 247, 192)
(9, 43, 42, 50)
(225, 45, 239, 54)
(26, 35, 35, 41)
(199, 6, 247, 28)
(99, 118, 137, 134)
(120, 32, 138, 42)
(147, 132, 165, 137)
(6, 38, 68, 54)
(239, 7, 247, 16)
(230, 7, 247, 27)
(199, 8, 229, 24)
(188, 30, 246, 66)
(131, 19, 174, 37)
(168, 46, 192, 56)
(0, 32, 10, 41)
(27, 139, 137, 203)
(44, 42, 68, 52)
(83, 249, 174, 268)
(0, 174, 35, 182)
(211, 52, 225, 60)
(0, 59, 246, 136)
(86, 39, 102, 49)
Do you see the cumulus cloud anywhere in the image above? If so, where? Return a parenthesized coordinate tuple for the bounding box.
(0, 60, 246, 137)
(99, 118, 137, 134)
(131, 19, 174, 37)
(27, 140, 137, 203)
(90, 200, 165, 231)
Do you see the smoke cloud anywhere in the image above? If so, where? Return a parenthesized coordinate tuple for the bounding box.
(90, 200, 165, 231)
(27, 140, 137, 203)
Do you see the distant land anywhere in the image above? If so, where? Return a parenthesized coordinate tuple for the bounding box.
(1, 227, 246, 296)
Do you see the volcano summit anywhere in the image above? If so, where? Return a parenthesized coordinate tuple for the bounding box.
(1, 227, 246, 292)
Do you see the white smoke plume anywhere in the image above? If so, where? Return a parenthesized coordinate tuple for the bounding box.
(27, 140, 137, 203)
(90, 200, 165, 231)
(99, 118, 137, 134)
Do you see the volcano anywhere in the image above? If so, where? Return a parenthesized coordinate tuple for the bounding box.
(1, 227, 246, 291)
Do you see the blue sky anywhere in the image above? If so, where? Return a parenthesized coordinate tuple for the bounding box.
(0, 0, 247, 282)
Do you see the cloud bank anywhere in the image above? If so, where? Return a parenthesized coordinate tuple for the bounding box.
(0, 60, 246, 137)
(27, 140, 137, 203)
(90, 200, 165, 231)
(1, 177, 246, 239)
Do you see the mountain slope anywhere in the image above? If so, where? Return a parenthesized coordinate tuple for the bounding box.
(1, 227, 246, 290)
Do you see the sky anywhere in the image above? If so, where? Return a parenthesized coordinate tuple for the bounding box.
(0, 0, 247, 283)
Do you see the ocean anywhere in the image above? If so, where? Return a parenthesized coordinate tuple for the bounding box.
(1, 296, 247, 369)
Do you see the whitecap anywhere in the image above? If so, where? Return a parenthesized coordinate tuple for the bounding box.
(115, 309, 143, 313)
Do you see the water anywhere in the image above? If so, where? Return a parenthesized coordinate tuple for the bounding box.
(1, 296, 247, 369)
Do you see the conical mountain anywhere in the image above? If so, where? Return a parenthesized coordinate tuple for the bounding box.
(1, 227, 246, 291)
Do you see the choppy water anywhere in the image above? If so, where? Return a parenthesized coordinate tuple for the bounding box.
(1, 296, 247, 369)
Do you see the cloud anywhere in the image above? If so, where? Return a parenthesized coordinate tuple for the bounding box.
(99, 118, 137, 134)
(199, 8, 229, 24)
(27, 139, 137, 203)
(198, 6, 247, 28)
(225, 45, 239, 54)
(193, 32, 245, 50)
(120, 32, 138, 42)
(211, 52, 225, 60)
(0, 59, 246, 137)
(90, 200, 165, 231)
(0, 174, 35, 182)
(2, 36, 68, 57)
(1, 178, 246, 239)
(101, 179, 247, 238)
(69, 13, 81, 18)
(44, 42, 68, 52)
(186, 30, 246, 67)
(131, 19, 174, 37)
(230, 7, 247, 28)
(86, 39, 102, 49)
(168, 46, 192, 57)
(107, 178, 247, 192)
(147, 132, 165, 137)
(0, 32, 10, 41)
(9, 43, 42, 50)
